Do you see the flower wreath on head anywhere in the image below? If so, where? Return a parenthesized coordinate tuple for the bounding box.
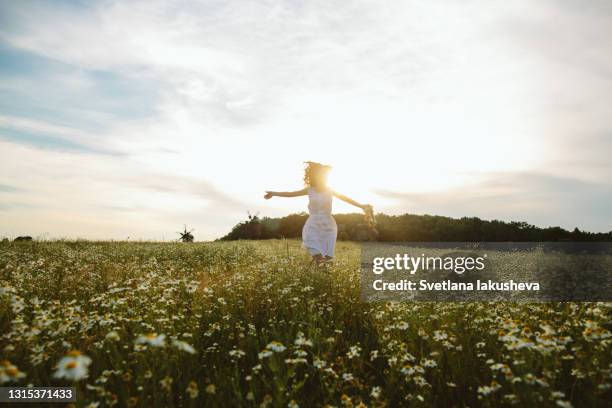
(304, 161, 332, 168)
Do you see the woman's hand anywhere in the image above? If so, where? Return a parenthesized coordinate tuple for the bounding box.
(264, 191, 274, 199)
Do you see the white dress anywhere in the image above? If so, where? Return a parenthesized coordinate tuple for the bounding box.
(302, 187, 338, 257)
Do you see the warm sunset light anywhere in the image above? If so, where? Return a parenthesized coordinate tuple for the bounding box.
(1, 1, 611, 240)
(1, 3, 611, 408)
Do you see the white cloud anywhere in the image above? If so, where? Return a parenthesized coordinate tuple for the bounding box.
(0, 140, 246, 239)
(0, 0, 611, 238)
(377, 171, 612, 232)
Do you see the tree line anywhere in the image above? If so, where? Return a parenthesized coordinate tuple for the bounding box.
(219, 212, 612, 242)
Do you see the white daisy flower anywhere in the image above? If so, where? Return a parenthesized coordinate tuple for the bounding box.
(0, 360, 26, 383)
(53, 351, 92, 381)
(172, 340, 196, 354)
(135, 333, 166, 347)
(266, 341, 286, 352)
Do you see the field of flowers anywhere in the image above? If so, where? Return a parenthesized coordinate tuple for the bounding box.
(0, 240, 610, 407)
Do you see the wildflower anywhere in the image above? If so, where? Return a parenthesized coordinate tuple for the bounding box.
(288, 400, 299, 408)
(422, 359, 437, 368)
(540, 324, 556, 336)
(127, 397, 138, 407)
(477, 380, 501, 396)
(53, 351, 92, 381)
(511, 338, 535, 350)
(229, 349, 246, 359)
(0, 360, 26, 383)
(294, 332, 313, 347)
(370, 386, 381, 399)
(324, 367, 338, 378)
(570, 369, 586, 379)
(313, 359, 326, 369)
(205, 384, 216, 394)
(266, 341, 286, 352)
(582, 320, 611, 341)
(159, 376, 172, 392)
(504, 394, 518, 402)
(401, 364, 415, 376)
(413, 376, 429, 387)
(433, 330, 447, 341)
(342, 373, 354, 382)
(285, 357, 308, 364)
(396, 321, 409, 330)
(186, 381, 199, 399)
(105, 331, 120, 341)
(172, 340, 196, 354)
(556, 401, 573, 408)
(135, 333, 166, 347)
(347, 344, 361, 359)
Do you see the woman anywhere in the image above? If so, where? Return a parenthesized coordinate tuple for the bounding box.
(264, 161, 372, 265)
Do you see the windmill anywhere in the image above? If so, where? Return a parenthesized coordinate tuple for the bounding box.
(247, 211, 260, 222)
(245, 211, 262, 239)
(177, 225, 195, 242)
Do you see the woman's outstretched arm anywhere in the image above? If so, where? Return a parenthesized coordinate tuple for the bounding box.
(264, 188, 308, 199)
(333, 191, 369, 210)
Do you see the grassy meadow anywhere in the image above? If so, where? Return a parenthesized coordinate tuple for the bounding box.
(0, 240, 610, 407)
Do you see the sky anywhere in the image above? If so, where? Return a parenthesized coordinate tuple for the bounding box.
(0, 0, 611, 240)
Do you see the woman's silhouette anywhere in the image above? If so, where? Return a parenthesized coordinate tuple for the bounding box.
(264, 162, 372, 265)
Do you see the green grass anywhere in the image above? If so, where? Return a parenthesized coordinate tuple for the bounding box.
(0, 240, 610, 407)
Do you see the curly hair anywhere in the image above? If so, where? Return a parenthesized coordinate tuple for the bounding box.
(303, 161, 332, 188)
